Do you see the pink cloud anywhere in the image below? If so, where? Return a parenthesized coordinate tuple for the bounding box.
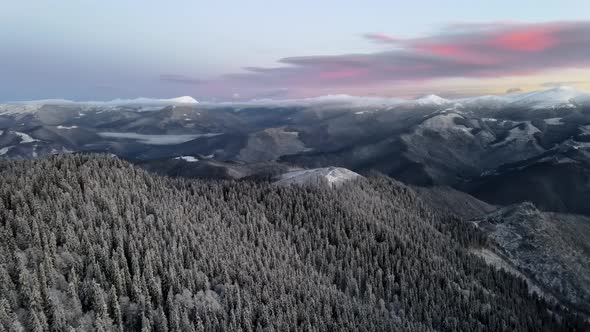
(493, 27, 558, 52)
(177, 21, 590, 99)
(412, 43, 498, 65)
(414, 44, 468, 57)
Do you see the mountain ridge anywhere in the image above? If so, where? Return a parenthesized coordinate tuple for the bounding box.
(4, 86, 590, 111)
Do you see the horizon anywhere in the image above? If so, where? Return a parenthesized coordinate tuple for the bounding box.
(3, 1, 590, 101)
(3, 84, 590, 104)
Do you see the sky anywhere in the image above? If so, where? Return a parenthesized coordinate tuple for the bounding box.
(2, 0, 590, 102)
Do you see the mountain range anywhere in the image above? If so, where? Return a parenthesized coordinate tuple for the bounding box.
(1, 87, 590, 320)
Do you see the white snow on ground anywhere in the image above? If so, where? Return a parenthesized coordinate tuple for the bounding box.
(493, 122, 540, 146)
(510, 86, 589, 109)
(0, 96, 198, 114)
(175, 156, 199, 162)
(421, 113, 463, 129)
(15, 132, 38, 143)
(482, 118, 498, 122)
(572, 141, 590, 149)
(0, 146, 13, 155)
(4, 86, 590, 116)
(98, 132, 222, 145)
(544, 118, 563, 125)
(165, 96, 198, 104)
(414, 94, 449, 106)
(188, 87, 590, 110)
(418, 113, 472, 137)
(9, 96, 198, 106)
(457, 95, 510, 108)
(282, 130, 299, 136)
(57, 125, 78, 129)
(275, 167, 361, 188)
(579, 125, 590, 135)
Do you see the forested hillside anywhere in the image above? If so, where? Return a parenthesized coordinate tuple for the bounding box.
(0, 155, 586, 331)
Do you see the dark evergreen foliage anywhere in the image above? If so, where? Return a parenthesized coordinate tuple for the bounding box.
(0, 155, 586, 331)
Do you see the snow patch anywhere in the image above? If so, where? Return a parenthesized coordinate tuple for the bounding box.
(422, 113, 464, 129)
(418, 113, 473, 137)
(275, 167, 361, 188)
(57, 125, 78, 130)
(492, 122, 540, 147)
(511, 86, 589, 109)
(0, 146, 13, 155)
(415, 94, 449, 106)
(458, 95, 510, 108)
(571, 141, 590, 150)
(166, 96, 198, 104)
(579, 125, 590, 135)
(175, 156, 199, 162)
(9, 96, 198, 106)
(15, 132, 38, 143)
(0, 96, 199, 114)
(544, 118, 563, 125)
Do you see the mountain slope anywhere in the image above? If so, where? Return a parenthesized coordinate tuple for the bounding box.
(275, 167, 361, 187)
(414, 185, 496, 220)
(472, 202, 590, 315)
(510, 86, 590, 109)
(467, 160, 590, 215)
(0, 155, 586, 331)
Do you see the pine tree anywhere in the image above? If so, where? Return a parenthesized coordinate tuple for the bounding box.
(0, 155, 587, 331)
(109, 286, 123, 332)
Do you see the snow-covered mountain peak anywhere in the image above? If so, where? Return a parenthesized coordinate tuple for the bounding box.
(0, 96, 199, 114)
(5, 96, 199, 107)
(415, 94, 450, 106)
(167, 96, 199, 104)
(511, 86, 589, 109)
(105, 96, 199, 106)
(275, 167, 362, 188)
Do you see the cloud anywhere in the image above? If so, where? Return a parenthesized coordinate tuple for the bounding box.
(160, 74, 204, 85)
(364, 33, 401, 44)
(200, 21, 590, 98)
(506, 87, 522, 94)
(492, 26, 558, 52)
